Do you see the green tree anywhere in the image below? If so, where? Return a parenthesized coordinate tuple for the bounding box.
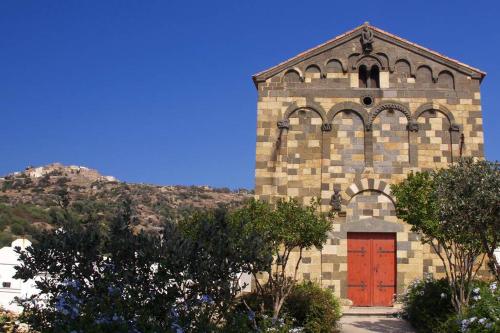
(14, 202, 260, 332)
(434, 158, 500, 280)
(163, 207, 262, 330)
(391, 159, 500, 314)
(234, 198, 332, 320)
(15, 203, 166, 332)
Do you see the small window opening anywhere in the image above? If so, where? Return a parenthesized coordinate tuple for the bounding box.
(370, 65, 380, 88)
(358, 64, 380, 88)
(362, 96, 373, 106)
(2, 282, 11, 288)
(359, 65, 368, 88)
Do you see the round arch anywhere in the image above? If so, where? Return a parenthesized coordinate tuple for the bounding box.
(390, 57, 416, 76)
(324, 58, 347, 73)
(353, 54, 384, 70)
(283, 101, 328, 123)
(327, 102, 369, 126)
(304, 64, 323, 78)
(367, 101, 413, 130)
(282, 68, 303, 82)
(344, 178, 394, 206)
(414, 103, 459, 131)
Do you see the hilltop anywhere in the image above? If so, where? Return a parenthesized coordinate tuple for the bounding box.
(0, 163, 253, 246)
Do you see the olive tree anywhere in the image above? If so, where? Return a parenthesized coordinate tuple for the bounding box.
(434, 158, 499, 280)
(15, 204, 166, 332)
(391, 158, 500, 314)
(234, 198, 332, 319)
(14, 203, 259, 332)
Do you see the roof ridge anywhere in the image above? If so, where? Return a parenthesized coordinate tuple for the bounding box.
(252, 23, 486, 82)
(369, 25, 486, 76)
(252, 23, 366, 78)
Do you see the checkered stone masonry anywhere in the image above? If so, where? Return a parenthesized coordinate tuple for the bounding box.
(253, 24, 487, 301)
(285, 110, 323, 204)
(330, 111, 365, 175)
(417, 110, 453, 169)
(346, 191, 397, 223)
(372, 110, 409, 176)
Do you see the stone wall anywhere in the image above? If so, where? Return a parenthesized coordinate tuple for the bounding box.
(253, 26, 485, 300)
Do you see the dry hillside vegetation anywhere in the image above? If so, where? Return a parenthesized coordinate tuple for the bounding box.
(0, 163, 252, 246)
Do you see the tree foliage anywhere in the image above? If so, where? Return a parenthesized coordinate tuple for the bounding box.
(15, 202, 253, 332)
(15, 204, 166, 332)
(391, 158, 500, 314)
(14, 197, 333, 331)
(433, 158, 500, 280)
(234, 198, 332, 320)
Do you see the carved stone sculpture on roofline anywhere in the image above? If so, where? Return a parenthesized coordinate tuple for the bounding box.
(361, 23, 374, 53)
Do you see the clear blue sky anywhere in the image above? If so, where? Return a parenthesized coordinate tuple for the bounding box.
(1, 1, 499, 189)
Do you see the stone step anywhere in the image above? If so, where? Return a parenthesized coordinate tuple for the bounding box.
(342, 306, 401, 317)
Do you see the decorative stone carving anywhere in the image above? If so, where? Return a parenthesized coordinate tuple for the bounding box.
(277, 119, 289, 130)
(330, 189, 342, 212)
(361, 25, 374, 53)
(407, 121, 419, 132)
(368, 102, 412, 129)
(321, 123, 332, 132)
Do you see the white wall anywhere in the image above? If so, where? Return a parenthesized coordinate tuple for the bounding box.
(0, 239, 37, 313)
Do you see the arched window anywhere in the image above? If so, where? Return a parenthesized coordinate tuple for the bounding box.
(359, 65, 368, 88)
(358, 64, 380, 88)
(369, 65, 380, 88)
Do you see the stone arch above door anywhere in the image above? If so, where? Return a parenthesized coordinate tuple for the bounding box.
(345, 189, 397, 224)
(345, 179, 392, 201)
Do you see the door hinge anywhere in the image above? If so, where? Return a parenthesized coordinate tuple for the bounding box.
(377, 247, 395, 254)
(348, 281, 367, 290)
(348, 246, 366, 255)
(377, 281, 396, 289)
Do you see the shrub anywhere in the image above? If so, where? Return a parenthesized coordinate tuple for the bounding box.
(457, 281, 499, 333)
(0, 230, 13, 247)
(231, 283, 341, 333)
(222, 311, 297, 333)
(10, 222, 26, 235)
(284, 281, 341, 333)
(401, 276, 454, 333)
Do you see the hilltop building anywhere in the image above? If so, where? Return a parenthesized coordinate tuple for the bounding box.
(253, 23, 486, 306)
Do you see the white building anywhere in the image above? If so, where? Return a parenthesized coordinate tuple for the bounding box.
(0, 239, 37, 313)
(238, 272, 252, 294)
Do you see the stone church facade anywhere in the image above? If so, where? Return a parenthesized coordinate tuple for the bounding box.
(252, 23, 486, 306)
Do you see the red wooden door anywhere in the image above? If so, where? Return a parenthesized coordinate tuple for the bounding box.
(347, 233, 372, 306)
(347, 233, 396, 306)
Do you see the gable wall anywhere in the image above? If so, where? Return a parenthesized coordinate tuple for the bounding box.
(254, 32, 487, 299)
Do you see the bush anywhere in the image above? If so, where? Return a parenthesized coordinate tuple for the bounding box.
(223, 311, 297, 333)
(401, 276, 454, 333)
(402, 277, 500, 333)
(0, 230, 13, 247)
(457, 281, 499, 333)
(230, 283, 341, 333)
(284, 281, 341, 333)
(10, 222, 26, 235)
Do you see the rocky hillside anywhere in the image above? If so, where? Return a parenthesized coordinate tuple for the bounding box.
(0, 163, 253, 246)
